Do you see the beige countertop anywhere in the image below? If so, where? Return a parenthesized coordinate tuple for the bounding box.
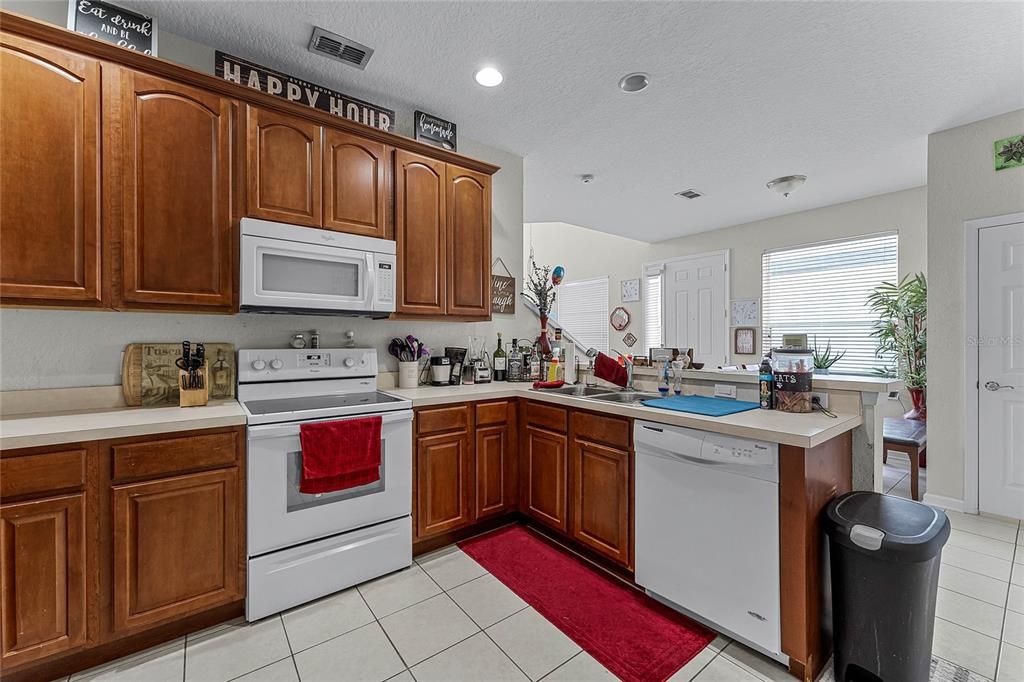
(594, 366, 903, 393)
(389, 383, 861, 449)
(0, 398, 246, 450)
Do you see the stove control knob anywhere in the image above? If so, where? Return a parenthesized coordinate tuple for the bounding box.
(270, 359, 284, 370)
(343, 358, 356, 368)
(251, 359, 266, 371)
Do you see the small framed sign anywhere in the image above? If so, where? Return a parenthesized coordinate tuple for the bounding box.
(995, 133, 1024, 171)
(68, 0, 157, 56)
(414, 110, 457, 151)
(620, 278, 640, 302)
(734, 327, 756, 355)
(492, 275, 515, 314)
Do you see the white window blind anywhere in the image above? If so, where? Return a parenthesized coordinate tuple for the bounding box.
(643, 269, 663, 355)
(554, 276, 609, 354)
(761, 232, 898, 374)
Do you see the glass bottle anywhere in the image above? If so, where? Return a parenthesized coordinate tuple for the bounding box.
(493, 333, 507, 381)
(658, 360, 670, 396)
(507, 338, 522, 382)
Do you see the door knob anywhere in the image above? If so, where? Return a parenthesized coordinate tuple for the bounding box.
(984, 381, 1015, 391)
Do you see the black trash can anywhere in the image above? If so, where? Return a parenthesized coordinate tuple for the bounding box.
(825, 491, 950, 682)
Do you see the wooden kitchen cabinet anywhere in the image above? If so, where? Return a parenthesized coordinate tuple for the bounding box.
(395, 150, 447, 316)
(474, 401, 517, 519)
(414, 430, 473, 539)
(570, 440, 631, 565)
(0, 493, 88, 669)
(0, 34, 105, 308)
(111, 69, 236, 311)
(246, 105, 323, 227)
(521, 425, 569, 533)
(110, 468, 241, 633)
(324, 129, 391, 238)
(446, 166, 492, 316)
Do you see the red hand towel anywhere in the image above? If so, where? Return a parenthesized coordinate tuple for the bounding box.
(299, 416, 382, 494)
(594, 352, 629, 388)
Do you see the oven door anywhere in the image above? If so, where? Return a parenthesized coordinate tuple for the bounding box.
(240, 234, 375, 313)
(246, 410, 412, 556)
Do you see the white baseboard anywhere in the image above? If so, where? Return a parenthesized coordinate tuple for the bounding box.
(923, 493, 965, 512)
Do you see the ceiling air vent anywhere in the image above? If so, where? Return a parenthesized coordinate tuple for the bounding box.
(674, 189, 704, 200)
(308, 26, 374, 70)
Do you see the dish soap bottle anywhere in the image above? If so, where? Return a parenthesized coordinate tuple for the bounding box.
(658, 360, 670, 396)
(759, 355, 775, 409)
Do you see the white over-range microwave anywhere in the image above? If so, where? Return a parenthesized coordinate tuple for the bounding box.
(240, 218, 396, 317)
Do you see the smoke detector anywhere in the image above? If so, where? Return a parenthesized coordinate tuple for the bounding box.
(766, 175, 807, 197)
(308, 26, 374, 70)
(674, 189, 703, 199)
(579, 174, 595, 184)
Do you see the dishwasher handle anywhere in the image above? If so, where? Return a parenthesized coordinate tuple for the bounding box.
(634, 420, 707, 460)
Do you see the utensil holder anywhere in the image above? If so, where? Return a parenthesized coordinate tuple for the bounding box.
(178, 362, 209, 407)
(398, 361, 419, 389)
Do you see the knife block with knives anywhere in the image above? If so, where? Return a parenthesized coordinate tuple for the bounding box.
(178, 362, 209, 407)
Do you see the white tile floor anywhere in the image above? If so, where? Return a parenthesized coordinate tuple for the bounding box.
(61, 508, 1023, 682)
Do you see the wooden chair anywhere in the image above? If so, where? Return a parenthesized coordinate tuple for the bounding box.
(883, 417, 927, 501)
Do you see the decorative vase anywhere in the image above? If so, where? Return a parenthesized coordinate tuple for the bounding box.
(905, 387, 927, 421)
(537, 315, 553, 356)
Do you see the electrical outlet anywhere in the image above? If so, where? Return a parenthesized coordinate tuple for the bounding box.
(810, 392, 829, 409)
(887, 390, 901, 400)
(714, 383, 737, 399)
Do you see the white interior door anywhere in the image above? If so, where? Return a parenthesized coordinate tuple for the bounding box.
(662, 252, 729, 367)
(979, 220, 1024, 520)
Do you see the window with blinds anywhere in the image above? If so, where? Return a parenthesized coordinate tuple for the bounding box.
(761, 232, 898, 374)
(554, 276, 609, 354)
(643, 270, 663, 355)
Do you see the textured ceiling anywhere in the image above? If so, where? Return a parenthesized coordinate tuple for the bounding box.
(124, 1, 1023, 242)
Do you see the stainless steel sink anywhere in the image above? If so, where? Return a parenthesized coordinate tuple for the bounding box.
(531, 385, 615, 397)
(586, 391, 663, 404)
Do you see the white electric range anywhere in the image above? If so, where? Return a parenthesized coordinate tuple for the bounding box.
(238, 347, 413, 621)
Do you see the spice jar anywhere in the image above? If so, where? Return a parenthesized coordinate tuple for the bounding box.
(772, 348, 814, 413)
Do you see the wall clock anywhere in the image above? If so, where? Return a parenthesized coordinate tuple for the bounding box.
(621, 278, 640, 302)
(610, 306, 631, 331)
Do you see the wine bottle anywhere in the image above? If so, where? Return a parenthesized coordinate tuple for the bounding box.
(493, 332, 507, 381)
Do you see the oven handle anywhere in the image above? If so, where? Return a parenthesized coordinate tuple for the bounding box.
(247, 411, 412, 440)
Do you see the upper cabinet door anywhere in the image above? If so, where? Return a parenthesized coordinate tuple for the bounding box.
(114, 69, 235, 311)
(323, 129, 390, 238)
(246, 106, 322, 227)
(446, 166, 492, 317)
(0, 35, 104, 307)
(395, 150, 446, 316)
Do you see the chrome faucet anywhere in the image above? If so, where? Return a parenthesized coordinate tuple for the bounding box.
(610, 349, 635, 391)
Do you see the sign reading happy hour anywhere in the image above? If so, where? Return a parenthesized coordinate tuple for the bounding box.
(67, 0, 157, 56)
(216, 51, 395, 132)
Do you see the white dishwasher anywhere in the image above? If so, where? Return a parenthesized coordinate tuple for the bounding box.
(634, 420, 784, 664)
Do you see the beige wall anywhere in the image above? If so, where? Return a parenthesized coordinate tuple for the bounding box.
(0, 3, 529, 390)
(926, 109, 1024, 508)
(530, 187, 927, 365)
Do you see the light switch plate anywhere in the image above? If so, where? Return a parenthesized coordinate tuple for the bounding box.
(714, 384, 737, 399)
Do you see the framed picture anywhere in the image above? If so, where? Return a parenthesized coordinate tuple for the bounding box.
(620, 278, 640, 302)
(610, 306, 631, 331)
(734, 327, 756, 355)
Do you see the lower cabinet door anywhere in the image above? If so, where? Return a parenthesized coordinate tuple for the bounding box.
(415, 431, 473, 539)
(570, 439, 630, 565)
(111, 468, 241, 633)
(475, 423, 515, 519)
(522, 426, 568, 532)
(1, 493, 87, 668)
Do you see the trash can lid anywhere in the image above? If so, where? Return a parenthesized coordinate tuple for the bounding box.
(825, 491, 950, 562)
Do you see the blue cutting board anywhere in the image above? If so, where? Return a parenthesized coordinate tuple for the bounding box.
(640, 395, 760, 417)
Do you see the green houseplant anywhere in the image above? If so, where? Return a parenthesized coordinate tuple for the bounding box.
(868, 273, 927, 420)
(812, 337, 846, 374)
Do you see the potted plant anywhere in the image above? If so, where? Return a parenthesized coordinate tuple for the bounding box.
(868, 273, 927, 420)
(812, 337, 846, 374)
(522, 259, 559, 356)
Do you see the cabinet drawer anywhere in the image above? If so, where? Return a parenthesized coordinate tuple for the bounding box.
(416, 404, 470, 435)
(112, 431, 239, 482)
(525, 402, 567, 433)
(475, 400, 511, 426)
(572, 411, 631, 450)
(1, 447, 87, 499)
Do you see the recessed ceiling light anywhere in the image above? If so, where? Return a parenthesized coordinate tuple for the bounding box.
(618, 72, 649, 93)
(474, 67, 503, 87)
(766, 175, 807, 197)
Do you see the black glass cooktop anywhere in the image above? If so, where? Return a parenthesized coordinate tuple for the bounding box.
(244, 391, 404, 415)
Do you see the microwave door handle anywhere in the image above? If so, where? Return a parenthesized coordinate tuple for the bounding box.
(364, 252, 375, 307)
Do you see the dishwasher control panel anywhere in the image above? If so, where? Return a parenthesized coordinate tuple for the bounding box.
(701, 434, 777, 466)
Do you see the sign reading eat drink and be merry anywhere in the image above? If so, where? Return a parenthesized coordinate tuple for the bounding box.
(67, 0, 156, 56)
(216, 52, 395, 132)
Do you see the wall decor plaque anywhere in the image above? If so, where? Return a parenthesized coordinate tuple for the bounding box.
(67, 0, 156, 55)
(491, 257, 516, 315)
(734, 327, 756, 355)
(622, 332, 637, 348)
(216, 51, 395, 132)
(122, 343, 235, 406)
(414, 110, 457, 151)
(610, 306, 631, 331)
(995, 133, 1024, 171)
(620, 278, 640, 303)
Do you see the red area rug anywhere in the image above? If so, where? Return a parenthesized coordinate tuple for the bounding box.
(459, 525, 714, 682)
